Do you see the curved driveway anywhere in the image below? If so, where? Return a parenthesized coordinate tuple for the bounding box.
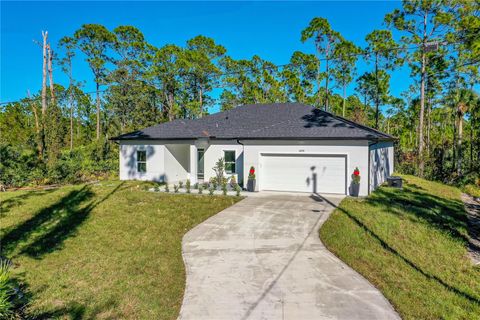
(179, 193, 400, 320)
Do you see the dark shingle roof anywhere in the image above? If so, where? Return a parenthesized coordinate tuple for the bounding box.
(112, 103, 395, 141)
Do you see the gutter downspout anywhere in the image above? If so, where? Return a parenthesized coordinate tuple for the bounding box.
(368, 140, 380, 195)
(236, 139, 245, 188)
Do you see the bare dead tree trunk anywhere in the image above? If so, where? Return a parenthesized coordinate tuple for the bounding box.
(47, 44, 55, 105)
(41, 31, 48, 116)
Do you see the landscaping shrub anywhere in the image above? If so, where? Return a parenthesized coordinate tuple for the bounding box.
(230, 175, 237, 188)
(198, 185, 203, 194)
(208, 185, 215, 195)
(178, 181, 183, 189)
(165, 184, 170, 193)
(0, 258, 26, 319)
(209, 177, 218, 190)
(213, 158, 225, 187)
(186, 179, 191, 193)
(235, 185, 241, 196)
(0, 144, 118, 188)
(221, 182, 227, 195)
(174, 184, 179, 193)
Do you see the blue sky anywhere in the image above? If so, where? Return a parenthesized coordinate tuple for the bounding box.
(1, 1, 409, 113)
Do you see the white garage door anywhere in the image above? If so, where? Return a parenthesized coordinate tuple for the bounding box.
(261, 154, 346, 194)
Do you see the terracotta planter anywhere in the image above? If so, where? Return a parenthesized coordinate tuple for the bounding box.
(350, 183, 360, 197)
(247, 179, 256, 192)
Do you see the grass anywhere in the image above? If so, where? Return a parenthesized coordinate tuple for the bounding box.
(0, 181, 241, 319)
(464, 184, 480, 198)
(320, 175, 480, 319)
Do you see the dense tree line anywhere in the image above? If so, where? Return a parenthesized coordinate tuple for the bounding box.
(1, 0, 479, 188)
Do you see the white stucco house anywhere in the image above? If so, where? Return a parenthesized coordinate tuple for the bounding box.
(112, 103, 395, 196)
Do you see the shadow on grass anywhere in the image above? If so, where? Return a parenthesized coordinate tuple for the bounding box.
(314, 192, 480, 305)
(1, 182, 125, 259)
(0, 189, 57, 216)
(368, 185, 472, 247)
(34, 302, 86, 320)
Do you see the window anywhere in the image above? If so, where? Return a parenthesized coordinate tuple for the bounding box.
(224, 150, 235, 174)
(137, 150, 147, 173)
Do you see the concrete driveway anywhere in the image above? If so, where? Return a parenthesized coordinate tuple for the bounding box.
(179, 193, 400, 320)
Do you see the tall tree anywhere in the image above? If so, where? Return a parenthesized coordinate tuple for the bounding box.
(58, 36, 77, 150)
(74, 24, 115, 140)
(107, 26, 159, 132)
(186, 36, 226, 117)
(301, 17, 343, 111)
(385, 0, 453, 177)
(365, 29, 402, 128)
(332, 40, 361, 117)
(148, 44, 188, 121)
(281, 51, 318, 103)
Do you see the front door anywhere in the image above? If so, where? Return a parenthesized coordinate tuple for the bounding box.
(197, 149, 205, 180)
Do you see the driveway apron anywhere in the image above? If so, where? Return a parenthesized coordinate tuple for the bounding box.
(179, 194, 400, 320)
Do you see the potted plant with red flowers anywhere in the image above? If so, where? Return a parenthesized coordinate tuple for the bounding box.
(350, 167, 360, 197)
(247, 166, 256, 192)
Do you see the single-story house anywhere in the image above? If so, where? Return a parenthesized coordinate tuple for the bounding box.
(112, 103, 395, 196)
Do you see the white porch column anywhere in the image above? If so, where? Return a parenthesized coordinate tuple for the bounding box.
(189, 144, 197, 184)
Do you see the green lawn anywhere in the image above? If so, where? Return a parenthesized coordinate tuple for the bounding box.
(464, 184, 480, 198)
(320, 175, 480, 319)
(0, 181, 241, 319)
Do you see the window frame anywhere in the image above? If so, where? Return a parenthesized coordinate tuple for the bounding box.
(137, 150, 147, 173)
(224, 150, 236, 174)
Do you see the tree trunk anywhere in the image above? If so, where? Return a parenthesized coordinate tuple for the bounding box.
(470, 115, 474, 172)
(47, 44, 55, 105)
(325, 36, 330, 112)
(27, 90, 42, 159)
(70, 90, 74, 151)
(418, 13, 427, 178)
(457, 109, 463, 176)
(342, 82, 346, 117)
(452, 112, 457, 172)
(199, 86, 203, 118)
(41, 31, 48, 116)
(315, 42, 322, 109)
(168, 91, 175, 121)
(427, 98, 431, 155)
(96, 80, 101, 140)
(374, 53, 380, 129)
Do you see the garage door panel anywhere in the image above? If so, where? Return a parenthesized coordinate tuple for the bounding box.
(261, 154, 346, 194)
